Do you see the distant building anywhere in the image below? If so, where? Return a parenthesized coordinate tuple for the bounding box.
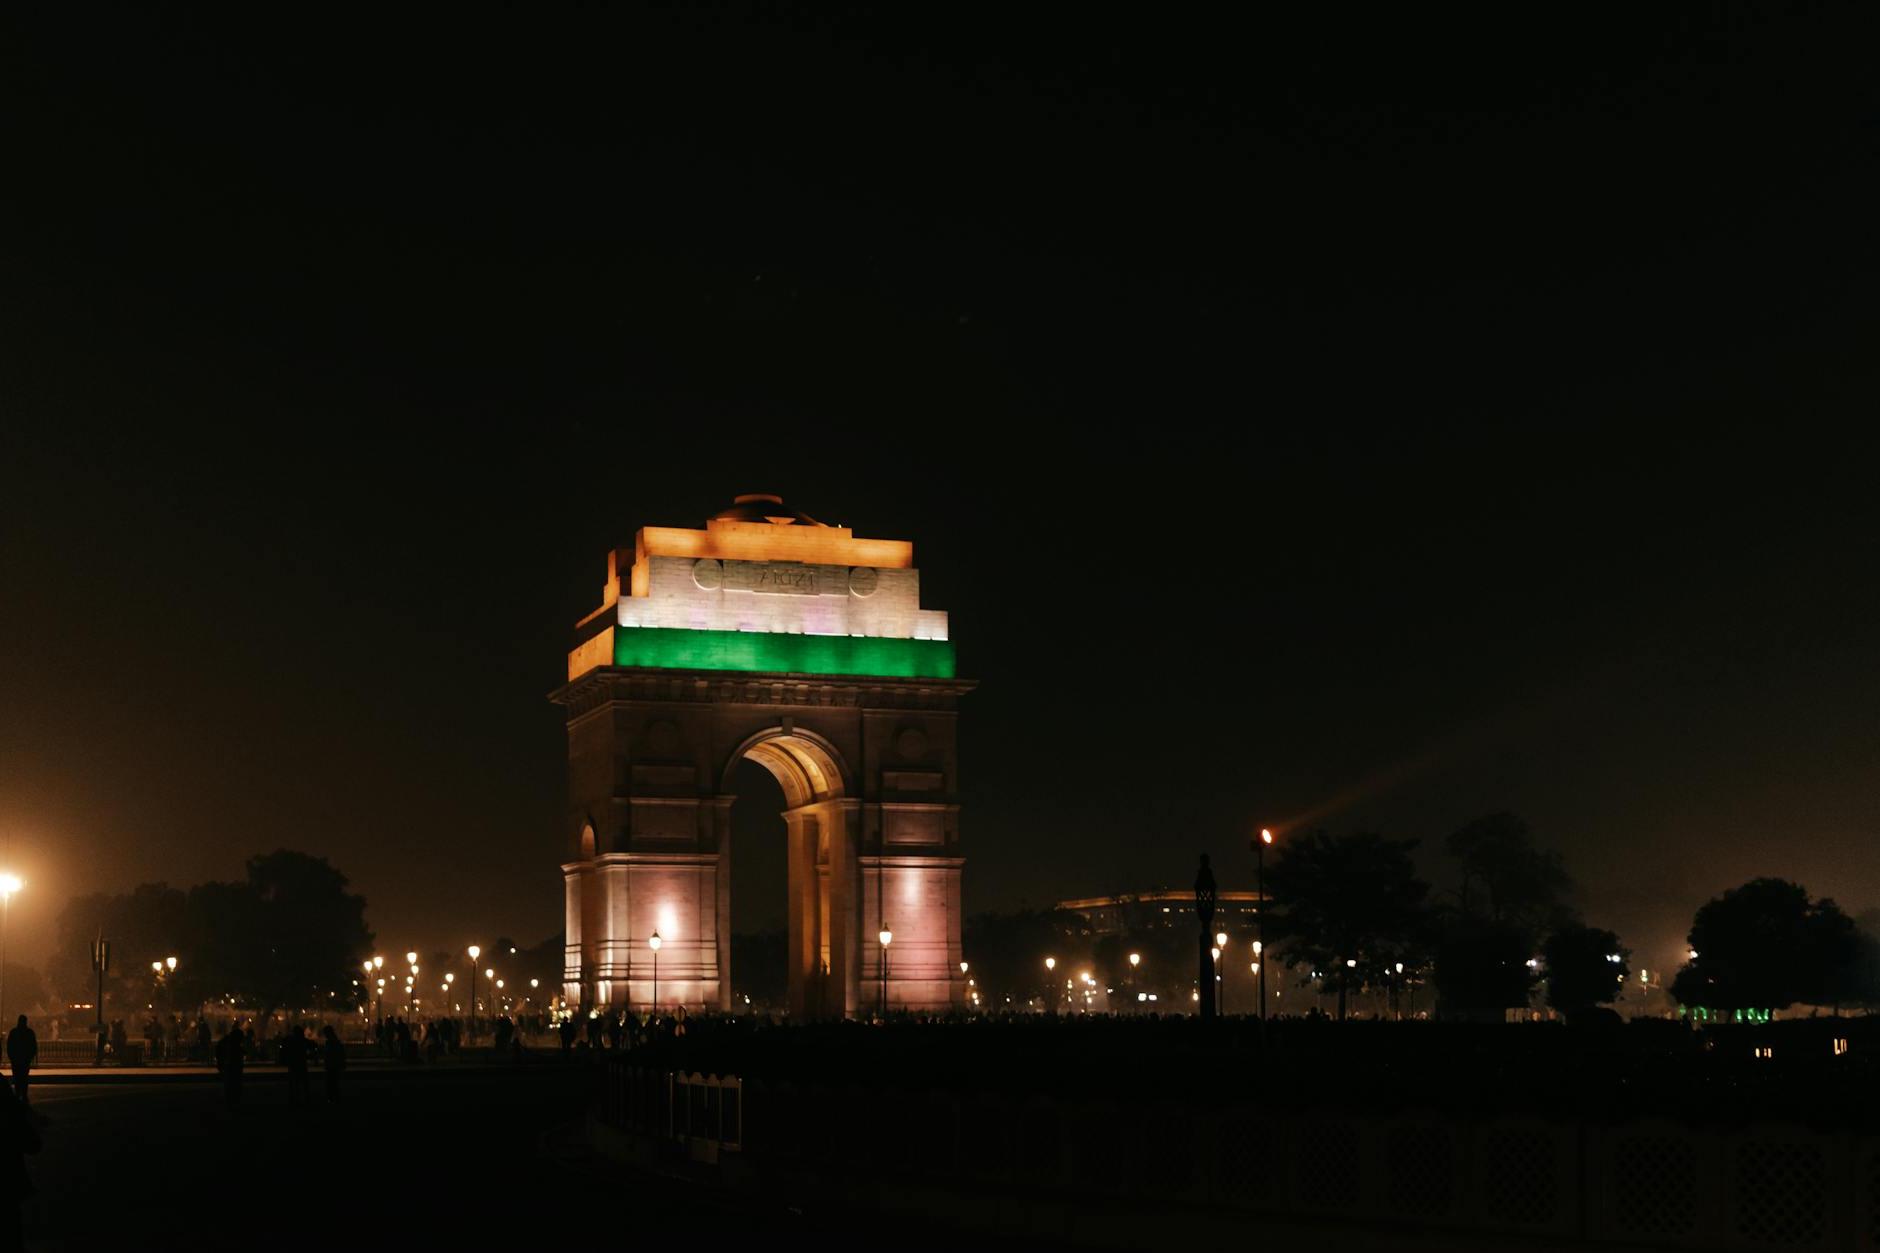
(1056, 890, 1263, 936)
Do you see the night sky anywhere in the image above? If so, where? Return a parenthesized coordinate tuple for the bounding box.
(3, 8, 1877, 980)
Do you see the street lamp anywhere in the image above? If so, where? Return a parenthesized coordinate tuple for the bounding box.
(1255, 828, 1272, 1024)
(648, 931, 662, 1012)
(406, 951, 418, 967)
(466, 945, 481, 1030)
(878, 929, 893, 1017)
(1044, 956, 1057, 1014)
(0, 873, 21, 1024)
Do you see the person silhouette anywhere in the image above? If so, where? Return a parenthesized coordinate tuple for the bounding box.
(215, 1024, 245, 1108)
(320, 1026, 346, 1104)
(279, 1025, 312, 1106)
(3, 1018, 35, 1107)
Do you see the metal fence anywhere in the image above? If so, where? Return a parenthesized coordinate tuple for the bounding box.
(34, 1039, 146, 1066)
(599, 1063, 742, 1162)
(718, 1078, 1880, 1251)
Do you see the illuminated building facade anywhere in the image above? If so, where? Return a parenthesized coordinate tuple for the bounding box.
(1056, 891, 1263, 936)
(552, 496, 971, 1018)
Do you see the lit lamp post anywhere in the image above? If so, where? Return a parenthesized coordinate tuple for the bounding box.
(648, 931, 662, 1012)
(1215, 931, 1228, 1014)
(1248, 824, 1278, 1023)
(877, 928, 893, 1018)
(1044, 956, 1057, 1014)
(1128, 951, 1141, 1011)
(466, 945, 481, 1033)
(445, 971, 455, 1011)
(90, 935, 110, 1065)
(0, 873, 21, 1024)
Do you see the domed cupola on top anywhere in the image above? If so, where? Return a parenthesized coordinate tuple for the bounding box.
(710, 493, 826, 527)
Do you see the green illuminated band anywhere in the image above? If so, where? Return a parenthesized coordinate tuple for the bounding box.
(612, 626, 956, 679)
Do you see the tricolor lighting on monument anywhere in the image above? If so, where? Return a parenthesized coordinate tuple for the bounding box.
(553, 496, 971, 1021)
(567, 494, 954, 681)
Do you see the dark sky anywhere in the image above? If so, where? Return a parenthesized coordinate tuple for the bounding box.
(3, 7, 1877, 979)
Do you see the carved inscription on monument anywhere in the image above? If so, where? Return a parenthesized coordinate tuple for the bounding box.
(721, 560, 860, 596)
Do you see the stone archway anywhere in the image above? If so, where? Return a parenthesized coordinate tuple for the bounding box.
(552, 496, 971, 1019)
(723, 727, 851, 1019)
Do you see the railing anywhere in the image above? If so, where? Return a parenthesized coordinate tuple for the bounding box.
(626, 1071, 1880, 1250)
(599, 1061, 742, 1161)
(33, 1039, 147, 1066)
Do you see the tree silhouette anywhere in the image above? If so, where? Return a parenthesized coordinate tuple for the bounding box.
(49, 851, 372, 1025)
(1265, 830, 1430, 1020)
(1671, 878, 1860, 1011)
(1432, 918, 1536, 1014)
(1445, 812, 1573, 934)
(1540, 922, 1628, 1012)
(961, 909, 1089, 1008)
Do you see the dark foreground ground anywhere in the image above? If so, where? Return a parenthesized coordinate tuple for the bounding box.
(17, 1064, 999, 1252)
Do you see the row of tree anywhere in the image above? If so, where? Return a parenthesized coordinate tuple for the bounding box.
(962, 813, 1880, 1018)
(1262, 813, 1880, 1016)
(48, 850, 374, 1021)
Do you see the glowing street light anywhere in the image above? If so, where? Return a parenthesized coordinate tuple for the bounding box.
(1254, 828, 1274, 1025)
(406, 951, 418, 966)
(466, 945, 482, 1028)
(0, 873, 21, 1024)
(1215, 931, 1228, 950)
(878, 929, 893, 1017)
(1044, 956, 1057, 1014)
(648, 931, 662, 1011)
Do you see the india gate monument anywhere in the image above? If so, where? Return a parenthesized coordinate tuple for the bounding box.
(552, 495, 972, 1018)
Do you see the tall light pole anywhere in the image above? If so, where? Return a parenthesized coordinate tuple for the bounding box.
(877, 928, 893, 1017)
(466, 945, 481, 1032)
(90, 935, 110, 1064)
(648, 931, 661, 1012)
(0, 874, 21, 1024)
(1256, 828, 1273, 1025)
(1128, 951, 1141, 1011)
(1044, 956, 1057, 1014)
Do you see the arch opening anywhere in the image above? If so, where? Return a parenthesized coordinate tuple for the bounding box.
(723, 728, 850, 1019)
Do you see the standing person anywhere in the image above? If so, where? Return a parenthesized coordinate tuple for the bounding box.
(194, 1017, 212, 1064)
(215, 1024, 245, 1108)
(320, 1026, 346, 1105)
(279, 1025, 311, 1106)
(3, 1020, 33, 1108)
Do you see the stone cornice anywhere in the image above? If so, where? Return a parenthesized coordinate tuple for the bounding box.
(549, 665, 976, 720)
